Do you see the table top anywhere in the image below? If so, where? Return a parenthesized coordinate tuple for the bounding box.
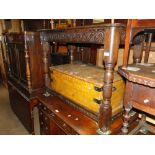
(118, 63, 155, 87)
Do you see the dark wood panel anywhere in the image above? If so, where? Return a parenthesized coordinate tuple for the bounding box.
(5, 32, 45, 134)
(8, 44, 19, 78)
(26, 32, 44, 90)
(16, 43, 27, 84)
(8, 83, 32, 133)
(23, 19, 51, 31)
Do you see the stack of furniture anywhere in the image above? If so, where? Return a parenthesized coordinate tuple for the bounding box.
(37, 24, 144, 135)
(4, 20, 153, 135)
(5, 32, 44, 134)
(118, 19, 155, 134)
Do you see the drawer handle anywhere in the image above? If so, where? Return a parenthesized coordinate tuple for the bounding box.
(45, 126, 48, 130)
(45, 117, 48, 120)
(40, 112, 43, 115)
(39, 103, 42, 106)
(44, 107, 47, 110)
(41, 122, 44, 125)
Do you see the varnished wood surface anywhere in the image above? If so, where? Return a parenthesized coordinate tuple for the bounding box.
(36, 91, 139, 135)
(37, 92, 99, 135)
(5, 32, 45, 134)
(118, 63, 155, 87)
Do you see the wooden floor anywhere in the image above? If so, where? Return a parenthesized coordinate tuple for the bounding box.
(0, 83, 40, 135)
(0, 84, 29, 134)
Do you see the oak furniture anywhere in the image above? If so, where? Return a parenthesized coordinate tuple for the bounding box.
(39, 24, 145, 134)
(118, 19, 155, 134)
(36, 91, 138, 135)
(5, 32, 44, 134)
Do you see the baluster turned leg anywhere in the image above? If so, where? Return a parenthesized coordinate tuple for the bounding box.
(98, 26, 121, 134)
(133, 41, 144, 64)
(42, 41, 50, 87)
(68, 45, 75, 64)
(122, 104, 132, 134)
(144, 33, 152, 63)
(121, 81, 133, 134)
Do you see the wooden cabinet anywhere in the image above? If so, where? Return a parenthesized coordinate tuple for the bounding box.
(5, 32, 44, 134)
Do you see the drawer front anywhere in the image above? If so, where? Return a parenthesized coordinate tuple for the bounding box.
(38, 102, 78, 135)
(38, 102, 51, 114)
(50, 112, 78, 135)
(132, 84, 155, 109)
(39, 109, 50, 135)
(39, 107, 66, 135)
(39, 110, 50, 125)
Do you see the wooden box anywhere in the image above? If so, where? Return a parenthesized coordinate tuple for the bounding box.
(50, 63, 125, 116)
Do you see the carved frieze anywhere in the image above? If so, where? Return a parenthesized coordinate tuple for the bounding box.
(40, 25, 144, 45)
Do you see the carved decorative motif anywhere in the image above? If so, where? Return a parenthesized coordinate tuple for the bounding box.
(118, 67, 155, 87)
(40, 25, 144, 45)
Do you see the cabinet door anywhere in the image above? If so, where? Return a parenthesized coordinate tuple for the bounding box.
(8, 43, 27, 86)
(8, 83, 33, 133)
(16, 44, 27, 85)
(8, 44, 19, 78)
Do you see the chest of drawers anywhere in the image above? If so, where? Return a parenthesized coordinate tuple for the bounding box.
(37, 92, 99, 135)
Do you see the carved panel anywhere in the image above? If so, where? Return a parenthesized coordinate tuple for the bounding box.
(40, 25, 144, 45)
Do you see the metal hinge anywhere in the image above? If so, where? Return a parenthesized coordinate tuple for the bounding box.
(93, 98, 103, 104)
(94, 86, 103, 92)
(94, 86, 117, 92)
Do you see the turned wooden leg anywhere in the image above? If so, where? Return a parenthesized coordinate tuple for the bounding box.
(98, 26, 121, 134)
(42, 41, 51, 87)
(68, 45, 76, 64)
(144, 33, 152, 63)
(122, 104, 132, 134)
(133, 41, 144, 64)
(121, 81, 133, 134)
